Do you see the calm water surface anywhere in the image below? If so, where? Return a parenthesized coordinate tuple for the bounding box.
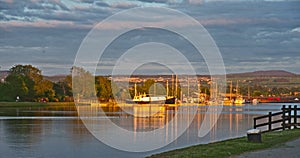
(0, 103, 299, 158)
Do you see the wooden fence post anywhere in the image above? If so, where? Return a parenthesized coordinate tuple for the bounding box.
(268, 112, 272, 131)
(254, 118, 257, 129)
(288, 105, 292, 129)
(282, 105, 286, 130)
(294, 105, 298, 129)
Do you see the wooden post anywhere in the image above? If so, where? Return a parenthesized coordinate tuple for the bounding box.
(268, 112, 272, 131)
(254, 118, 257, 129)
(288, 105, 292, 129)
(282, 105, 286, 130)
(294, 105, 297, 129)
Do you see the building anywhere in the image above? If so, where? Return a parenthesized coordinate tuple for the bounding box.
(0, 70, 10, 83)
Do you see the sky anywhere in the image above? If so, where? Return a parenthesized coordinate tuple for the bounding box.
(0, 0, 299, 75)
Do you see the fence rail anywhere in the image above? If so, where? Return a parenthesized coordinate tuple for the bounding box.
(254, 105, 300, 133)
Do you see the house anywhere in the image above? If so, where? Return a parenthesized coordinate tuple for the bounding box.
(0, 70, 10, 83)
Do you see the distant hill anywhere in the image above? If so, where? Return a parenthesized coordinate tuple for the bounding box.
(44, 75, 67, 82)
(42, 70, 298, 82)
(227, 70, 298, 78)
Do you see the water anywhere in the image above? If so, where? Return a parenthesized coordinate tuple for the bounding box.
(0, 103, 298, 158)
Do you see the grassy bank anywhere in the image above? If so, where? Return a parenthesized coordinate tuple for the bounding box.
(0, 102, 75, 107)
(148, 129, 300, 158)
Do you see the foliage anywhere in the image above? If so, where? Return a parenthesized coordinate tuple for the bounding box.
(72, 66, 95, 98)
(95, 76, 114, 101)
(53, 75, 72, 101)
(1, 65, 55, 101)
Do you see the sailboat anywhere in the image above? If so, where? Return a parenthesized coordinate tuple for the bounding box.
(223, 80, 234, 105)
(126, 82, 176, 104)
(234, 80, 245, 105)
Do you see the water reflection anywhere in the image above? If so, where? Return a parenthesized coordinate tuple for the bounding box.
(0, 103, 299, 157)
(3, 119, 42, 157)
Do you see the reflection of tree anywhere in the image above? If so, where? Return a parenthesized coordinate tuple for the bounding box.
(3, 119, 42, 154)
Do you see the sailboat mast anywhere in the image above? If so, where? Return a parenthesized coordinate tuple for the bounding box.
(166, 80, 169, 97)
(134, 83, 137, 97)
(230, 81, 232, 100)
(198, 81, 201, 99)
(187, 75, 190, 99)
(175, 74, 178, 98)
(236, 80, 239, 96)
(248, 83, 250, 99)
(172, 74, 174, 97)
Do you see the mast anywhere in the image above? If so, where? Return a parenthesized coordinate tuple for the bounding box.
(175, 74, 178, 98)
(248, 82, 250, 99)
(134, 83, 137, 97)
(198, 81, 201, 99)
(236, 80, 239, 96)
(154, 81, 156, 96)
(187, 75, 190, 100)
(166, 80, 169, 97)
(172, 74, 174, 97)
(230, 81, 233, 100)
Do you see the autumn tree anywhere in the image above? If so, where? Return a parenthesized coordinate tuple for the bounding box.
(5, 65, 54, 101)
(95, 76, 115, 101)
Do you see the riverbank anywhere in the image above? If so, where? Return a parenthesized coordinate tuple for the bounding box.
(148, 129, 300, 158)
(0, 102, 75, 107)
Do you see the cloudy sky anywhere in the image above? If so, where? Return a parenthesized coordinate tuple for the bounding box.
(0, 0, 299, 75)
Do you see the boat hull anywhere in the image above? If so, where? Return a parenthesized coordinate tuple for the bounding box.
(126, 97, 176, 104)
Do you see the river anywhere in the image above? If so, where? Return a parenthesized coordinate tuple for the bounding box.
(0, 103, 298, 158)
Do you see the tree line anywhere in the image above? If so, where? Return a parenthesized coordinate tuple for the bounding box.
(1, 64, 298, 102)
(0, 65, 113, 102)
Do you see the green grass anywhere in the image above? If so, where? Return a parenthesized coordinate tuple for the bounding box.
(0, 102, 76, 116)
(148, 129, 300, 158)
(0, 101, 75, 107)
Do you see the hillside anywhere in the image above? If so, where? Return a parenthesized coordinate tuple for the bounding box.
(44, 75, 67, 82)
(227, 70, 298, 78)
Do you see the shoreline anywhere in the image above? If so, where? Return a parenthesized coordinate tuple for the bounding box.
(0, 102, 75, 107)
(147, 129, 300, 158)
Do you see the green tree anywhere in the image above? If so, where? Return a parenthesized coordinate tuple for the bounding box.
(5, 64, 55, 101)
(53, 75, 72, 101)
(72, 67, 95, 99)
(95, 76, 114, 101)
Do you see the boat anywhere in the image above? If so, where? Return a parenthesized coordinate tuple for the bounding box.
(223, 81, 233, 105)
(223, 97, 234, 105)
(126, 82, 176, 104)
(126, 93, 176, 104)
(234, 96, 245, 105)
(234, 81, 245, 105)
(252, 98, 259, 105)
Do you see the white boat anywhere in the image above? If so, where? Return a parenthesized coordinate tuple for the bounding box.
(126, 93, 175, 104)
(126, 83, 176, 104)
